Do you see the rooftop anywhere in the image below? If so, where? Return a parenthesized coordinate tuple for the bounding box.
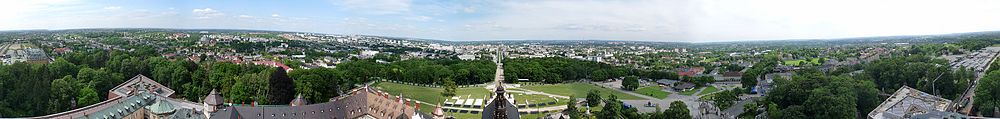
(868, 86, 953, 119)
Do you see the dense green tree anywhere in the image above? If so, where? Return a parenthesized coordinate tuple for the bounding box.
(598, 94, 624, 119)
(689, 76, 715, 87)
(975, 70, 1000, 117)
(503, 57, 627, 83)
(765, 71, 880, 119)
(441, 77, 457, 97)
(76, 86, 99, 107)
(665, 101, 692, 119)
(713, 90, 737, 110)
(0, 62, 53, 116)
(267, 68, 295, 105)
(447, 60, 496, 84)
(862, 55, 970, 99)
(48, 76, 79, 113)
(293, 74, 324, 102)
(723, 63, 745, 72)
(566, 97, 583, 119)
(289, 68, 347, 103)
(955, 39, 995, 50)
(48, 58, 78, 78)
(77, 68, 124, 100)
(780, 105, 808, 119)
(228, 77, 253, 104)
(182, 68, 210, 101)
(622, 76, 639, 91)
(804, 87, 855, 119)
(227, 72, 270, 104)
(587, 90, 602, 107)
(592, 70, 610, 81)
(766, 103, 783, 119)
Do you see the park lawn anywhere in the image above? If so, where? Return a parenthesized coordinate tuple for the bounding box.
(511, 92, 559, 104)
(698, 86, 720, 96)
(678, 87, 703, 96)
(375, 82, 491, 106)
(521, 83, 643, 100)
(809, 58, 823, 64)
(699, 92, 716, 101)
(520, 113, 548, 119)
(699, 58, 719, 62)
(784, 60, 805, 66)
(785, 59, 824, 66)
(634, 86, 669, 99)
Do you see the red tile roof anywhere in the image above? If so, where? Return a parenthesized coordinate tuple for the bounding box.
(677, 67, 705, 77)
(253, 60, 292, 71)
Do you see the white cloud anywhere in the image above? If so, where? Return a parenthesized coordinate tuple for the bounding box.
(458, 0, 683, 40)
(462, 7, 476, 13)
(453, 0, 1000, 42)
(0, 0, 80, 20)
(103, 6, 121, 10)
(0, 0, 87, 29)
(463, 21, 509, 31)
(680, 0, 1000, 41)
(404, 15, 432, 21)
(338, 0, 412, 15)
(271, 14, 280, 17)
(192, 8, 224, 19)
(238, 15, 254, 19)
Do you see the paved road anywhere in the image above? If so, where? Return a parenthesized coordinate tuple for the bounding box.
(590, 81, 703, 116)
(505, 88, 569, 99)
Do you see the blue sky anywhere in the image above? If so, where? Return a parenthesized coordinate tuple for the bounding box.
(3, 0, 1000, 42)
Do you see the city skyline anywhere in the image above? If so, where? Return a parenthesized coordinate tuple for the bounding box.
(3, 0, 1000, 42)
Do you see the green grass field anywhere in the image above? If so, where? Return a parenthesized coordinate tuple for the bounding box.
(784, 58, 824, 66)
(634, 86, 669, 99)
(375, 82, 491, 106)
(699, 92, 715, 101)
(783, 60, 806, 66)
(678, 87, 702, 96)
(698, 86, 719, 96)
(699, 57, 719, 62)
(511, 92, 558, 104)
(521, 83, 643, 100)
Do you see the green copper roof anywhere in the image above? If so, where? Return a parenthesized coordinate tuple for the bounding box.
(146, 98, 176, 114)
(75, 91, 155, 119)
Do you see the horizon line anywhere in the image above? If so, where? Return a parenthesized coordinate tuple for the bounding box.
(2, 27, 993, 43)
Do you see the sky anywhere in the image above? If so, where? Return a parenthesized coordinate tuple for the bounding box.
(2, 0, 1000, 42)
